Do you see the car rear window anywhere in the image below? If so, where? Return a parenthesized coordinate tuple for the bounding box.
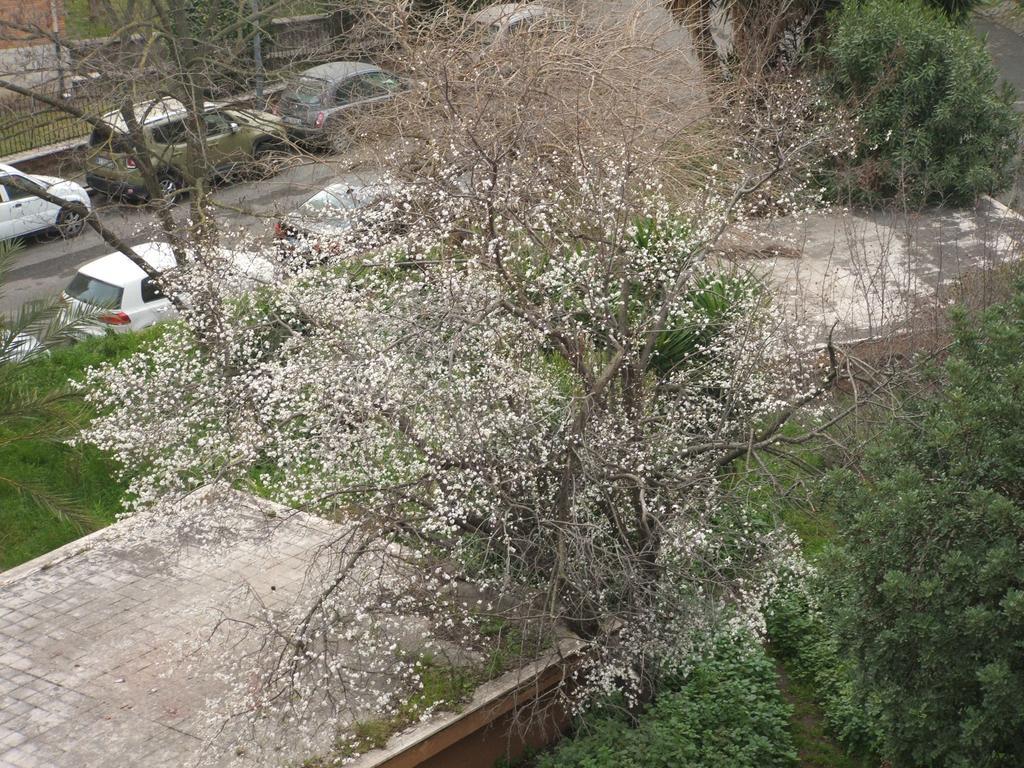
(288, 79, 327, 106)
(88, 125, 135, 153)
(66, 273, 124, 308)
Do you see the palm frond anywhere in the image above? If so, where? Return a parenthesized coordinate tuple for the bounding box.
(0, 363, 87, 432)
(0, 238, 25, 305)
(0, 472, 98, 532)
(650, 275, 753, 377)
(35, 294, 106, 349)
(0, 240, 106, 537)
(1, 294, 105, 363)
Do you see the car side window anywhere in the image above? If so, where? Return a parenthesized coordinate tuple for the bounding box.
(204, 112, 233, 137)
(358, 72, 401, 99)
(332, 77, 359, 107)
(150, 120, 187, 145)
(0, 174, 41, 201)
(140, 278, 165, 303)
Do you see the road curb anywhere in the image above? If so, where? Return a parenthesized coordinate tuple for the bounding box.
(976, 4, 1024, 39)
(1, 137, 88, 169)
(982, 193, 1024, 222)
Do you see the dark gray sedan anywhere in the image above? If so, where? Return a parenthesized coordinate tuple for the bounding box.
(276, 62, 403, 145)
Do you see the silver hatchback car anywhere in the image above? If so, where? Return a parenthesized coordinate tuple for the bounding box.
(276, 62, 404, 145)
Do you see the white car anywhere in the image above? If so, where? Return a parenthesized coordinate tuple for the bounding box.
(273, 181, 403, 264)
(0, 163, 91, 241)
(64, 241, 275, 334)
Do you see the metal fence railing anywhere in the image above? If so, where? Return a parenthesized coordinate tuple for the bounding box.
(0, 11, 365, 160)
(0, 93, 105, 158)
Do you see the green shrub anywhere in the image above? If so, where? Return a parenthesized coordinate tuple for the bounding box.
(538, 636, 796, 768)
(825, 0, 1020, 206)
(820, 286, 1024, 767)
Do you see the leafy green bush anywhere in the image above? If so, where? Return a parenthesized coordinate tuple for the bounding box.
(538, 637, 796, 768)
(825, 0, 1020, 206)
(650, 275, 752, 377)
(820, 286, 1024, 767)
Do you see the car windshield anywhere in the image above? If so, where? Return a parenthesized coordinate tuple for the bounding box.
(288, 79, 327, 106)
(300, 187, 370, 215)
(66, 273, 124, 308)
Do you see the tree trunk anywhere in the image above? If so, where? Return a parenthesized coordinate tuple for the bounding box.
(666, 0, 720, 79)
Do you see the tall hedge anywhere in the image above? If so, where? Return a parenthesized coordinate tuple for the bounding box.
(825, 0, 1020, 206)
(821, 286, 1024, 767)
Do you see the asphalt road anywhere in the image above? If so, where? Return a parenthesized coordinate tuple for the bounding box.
(1, 153, 376, 316)
(974, 15, 1024, 209)
(974, 17, 1024, 101)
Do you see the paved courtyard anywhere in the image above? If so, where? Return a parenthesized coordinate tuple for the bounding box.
(0, 486, 346, 768)
(743, 196, 1024, 342)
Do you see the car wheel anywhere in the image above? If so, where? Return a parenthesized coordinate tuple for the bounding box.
(158, 175, 181, 201)
(56, 207, 86, 238)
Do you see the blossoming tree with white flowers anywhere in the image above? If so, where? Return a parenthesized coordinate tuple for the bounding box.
(79, 10, 853, 745)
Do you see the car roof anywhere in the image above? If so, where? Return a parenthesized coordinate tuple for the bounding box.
(470, 3, 556, 26)
(95, 98, 240, 134)
(296, 61, 382, 83)
(97, 98, 188, 133)
(0, 163, 27, 177)
(76, 242, 276, 290)
(78, 242, 176, 287)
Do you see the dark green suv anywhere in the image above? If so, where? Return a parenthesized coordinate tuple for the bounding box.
(84, 98, 287, 200)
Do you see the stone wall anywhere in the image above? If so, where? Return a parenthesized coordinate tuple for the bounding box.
(0, 0, 67, 101)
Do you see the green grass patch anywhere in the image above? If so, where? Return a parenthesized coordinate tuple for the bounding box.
(727, 413, 884, 766)
(62, 0, 130, 40)
(775, 660, 867, 768)
(0, 330, 158, 570)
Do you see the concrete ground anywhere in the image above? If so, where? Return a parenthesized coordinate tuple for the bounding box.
(0, 486, 351, 768)
(975, 6, 1024, 101)
(737, 197, 1024, 342)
